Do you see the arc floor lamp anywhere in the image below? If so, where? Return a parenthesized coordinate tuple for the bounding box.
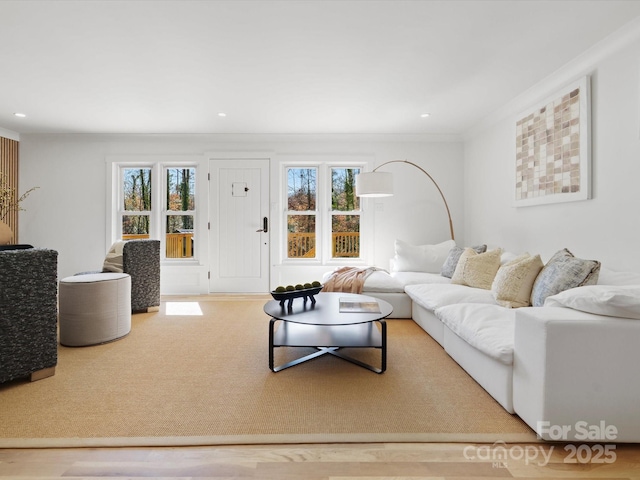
(355, 160, 455, 241)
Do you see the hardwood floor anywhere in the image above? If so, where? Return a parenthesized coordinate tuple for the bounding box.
(1, 442, 639, 479)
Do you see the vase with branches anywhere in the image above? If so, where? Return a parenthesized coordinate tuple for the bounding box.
(0, 172, 38, 222)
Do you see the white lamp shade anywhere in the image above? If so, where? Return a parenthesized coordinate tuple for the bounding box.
(355, 172, 394, 197)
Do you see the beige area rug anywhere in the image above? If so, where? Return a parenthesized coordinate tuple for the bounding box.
(0, 295, 536, 448)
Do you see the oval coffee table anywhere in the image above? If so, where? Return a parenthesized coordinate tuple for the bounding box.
(264, 292, 393, 373)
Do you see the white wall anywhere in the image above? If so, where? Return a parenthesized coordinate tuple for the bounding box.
(17, 134, 464, 291)
(463, 22, 640, 272)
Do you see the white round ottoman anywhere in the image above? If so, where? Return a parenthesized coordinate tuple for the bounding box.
(59, 273, 132, 346)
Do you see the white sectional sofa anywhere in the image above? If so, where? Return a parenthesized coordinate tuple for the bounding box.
(352, 240, 640, 442)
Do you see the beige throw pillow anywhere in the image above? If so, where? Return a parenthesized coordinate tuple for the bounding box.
(492, 253, 544, 308)
(451, 247, 502, 290)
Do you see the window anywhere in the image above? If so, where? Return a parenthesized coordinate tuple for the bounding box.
(122, 167, 152, 238)
(331, 167, 360, 258)
(165, 167, 195, 259)
(117, 163, 197, 261)
(286, 167, 317, 259)
(285, 163, 362, 262)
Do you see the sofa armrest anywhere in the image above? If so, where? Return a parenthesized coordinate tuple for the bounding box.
(513, 307, 640, 442)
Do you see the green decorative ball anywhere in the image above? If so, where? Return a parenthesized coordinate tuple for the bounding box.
(303, 283, 312, 289)
(285, 285, 295, 291)
(295, 284, 304, 290)
(275, 286, 286, 293)
(312, 280, 321, 287)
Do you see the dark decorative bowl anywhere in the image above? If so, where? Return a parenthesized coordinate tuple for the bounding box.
(270, 285, 323, 309)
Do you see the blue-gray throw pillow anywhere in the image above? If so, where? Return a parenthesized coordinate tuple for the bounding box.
(530, 248, 600, 307)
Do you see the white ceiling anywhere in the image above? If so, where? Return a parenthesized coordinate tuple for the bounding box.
(1, 0, 640, 136)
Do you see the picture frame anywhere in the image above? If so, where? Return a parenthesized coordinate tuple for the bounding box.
(514, 76, 591, 207)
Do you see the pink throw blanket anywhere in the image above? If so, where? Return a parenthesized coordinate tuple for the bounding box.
(322, 266, 381, 293)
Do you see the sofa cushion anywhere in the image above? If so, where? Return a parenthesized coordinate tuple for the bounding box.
(361, 270, 406, 293)
(440, 244, 487, 278)
(405, 283, 497, 312)
(544, 285, 640, 319)
(391, 271, 451, 288)
(530, 248, 601, 307)
(435, 303, 517, 365)
(392, 239, 456, 273)
(492, 253, 544, 308)
(451, 248, 502, 290)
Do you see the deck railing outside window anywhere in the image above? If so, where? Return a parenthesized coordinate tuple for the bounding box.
(287, 232, 359, 258)
(122, 232, 357, 259)
(122, 233, 193, 258)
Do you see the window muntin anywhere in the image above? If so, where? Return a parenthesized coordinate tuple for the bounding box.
(286, 167, 317, 259)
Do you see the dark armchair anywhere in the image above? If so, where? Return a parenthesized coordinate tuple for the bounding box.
(97, 239, 160, 312)
(0, 248, 58, 383)
(121, 240, 161, 312)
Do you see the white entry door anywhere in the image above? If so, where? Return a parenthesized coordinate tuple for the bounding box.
(209, 159, 270, 293)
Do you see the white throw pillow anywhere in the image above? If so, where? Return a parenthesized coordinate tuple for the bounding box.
(392, 239, 456, 273)
(492, 253, 544, 308)
(544, 285, 640, 319)
(103, 240, 127, 273)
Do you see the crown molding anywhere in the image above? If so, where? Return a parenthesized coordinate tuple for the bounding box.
(0, 127, 19, 141)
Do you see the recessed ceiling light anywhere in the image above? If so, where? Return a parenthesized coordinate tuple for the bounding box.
(420, 113, 431, 118)
(218, 112, 227, 117)
(13, 112, 26, 118)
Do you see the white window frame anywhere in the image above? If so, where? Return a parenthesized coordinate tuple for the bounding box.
(281, 156, 370, 266)
(106, 156, 204, 264)
(162, 165, 198, 263)
(284, 163, 320, 263)
(328, 165, 362, 262)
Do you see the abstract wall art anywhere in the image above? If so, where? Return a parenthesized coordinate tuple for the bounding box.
(514, 76, 591, 207)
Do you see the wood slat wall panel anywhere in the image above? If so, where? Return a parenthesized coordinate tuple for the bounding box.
(0, 136, 19, 244)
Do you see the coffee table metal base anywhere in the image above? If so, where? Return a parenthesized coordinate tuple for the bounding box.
(269, 319, 386, 374)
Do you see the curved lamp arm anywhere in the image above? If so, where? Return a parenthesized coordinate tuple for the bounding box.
(362, 159, 455, 241)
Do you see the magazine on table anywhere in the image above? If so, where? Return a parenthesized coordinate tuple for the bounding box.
(339, 297, 381, 313)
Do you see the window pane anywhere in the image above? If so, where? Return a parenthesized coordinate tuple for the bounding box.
(287, 215, 316, 258)
(167, 168, 195, 211)
(166, 215, 194, 258)
(123, 168, 152, 211)
(332, 215, 359, 258)
(287, 168, 316, 211)
(122, 215, 150, 237)
(331, 168, 360, 211)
